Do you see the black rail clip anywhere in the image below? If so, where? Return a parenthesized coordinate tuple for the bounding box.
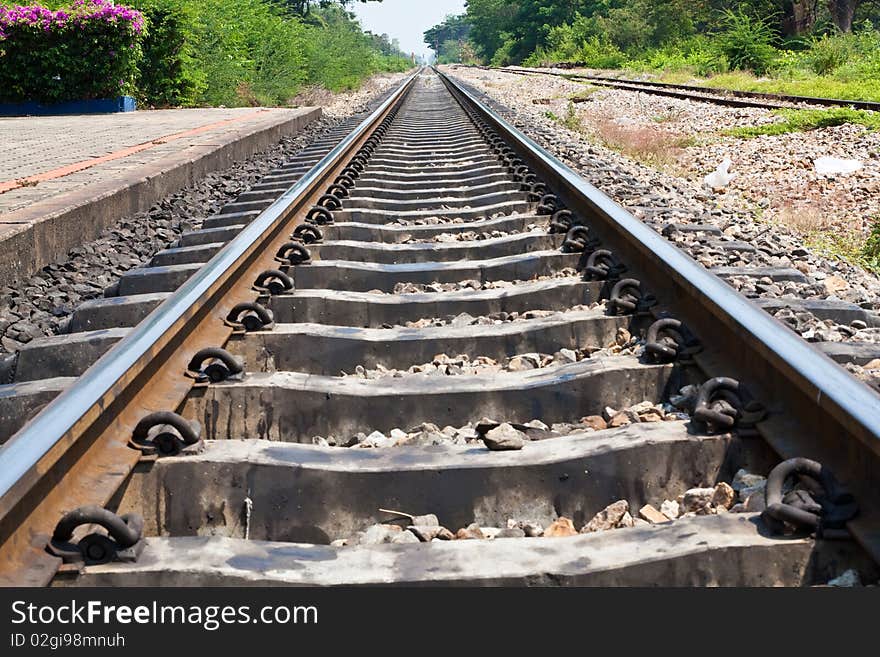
(762, 458, 858, 539)
(225, 302, 274, 333)
(47, 506, 145, 566)
(691, 377, 766, 435)
(644, 317, 701, 363)
(185, 347, 244, 384)
(129, 411, 203, 457)
(606, 278, 656, 316)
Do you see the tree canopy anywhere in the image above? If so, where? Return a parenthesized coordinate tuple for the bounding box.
(272, 0, 381, 16)
(424, 14, 472, 63)
(424, 0, 880, 66)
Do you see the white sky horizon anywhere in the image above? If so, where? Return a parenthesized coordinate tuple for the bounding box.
(350, 0, 467, 61)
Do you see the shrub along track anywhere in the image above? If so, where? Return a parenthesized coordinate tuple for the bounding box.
(0, 68, 878, 587)
(481, 65, 880, 111)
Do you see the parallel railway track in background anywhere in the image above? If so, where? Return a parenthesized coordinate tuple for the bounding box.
(0, 68, 878, 586)
(480, 64, 880, 110)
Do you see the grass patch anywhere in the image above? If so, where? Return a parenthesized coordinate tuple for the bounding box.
(697, 70, 880, 103)
(776, 205, 880, 275)
(723, 107, 880, 138)
(546, 103, 582, 132)
(568, 84, 599, 103)
(561, 102, 582, 131)
(805, 230, 866, 270)
(595, 120, 692, 166)
(651, 111, 682, 123)
(804, 228, 880, 276)
(862, 221, 880, 274)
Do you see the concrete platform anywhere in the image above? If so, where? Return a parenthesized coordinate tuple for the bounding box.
(0, 106, 321, 287)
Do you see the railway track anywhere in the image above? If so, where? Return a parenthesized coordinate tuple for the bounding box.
(0, 68, 879, 586)
(481, 64, 880, 111)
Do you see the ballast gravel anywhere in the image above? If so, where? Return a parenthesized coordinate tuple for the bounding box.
(365, 270, 580, 296)
(458, 66, 880, 237)
(330, 477, 755, 547)
(397, 304, 602, 329)
(402, 226, 544, 243)
(340, 325, 639, 379)
(390, 208, 529, 227)
(309, 397, 688, 450)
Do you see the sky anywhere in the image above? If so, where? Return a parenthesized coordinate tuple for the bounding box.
(350, 0, 467, 61)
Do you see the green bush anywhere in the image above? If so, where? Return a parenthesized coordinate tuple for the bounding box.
(524, 23, 628, 70)
(130, 0, 203, 107)
(301, 7, 408, 92)
(807, 33, 853, 75)
(173, 1, 408, 106)
(578, 35, 628, 69)
(638, 45, 689, 71)
(2, 0, 412, 108)
(490, 37, 518, 66)
(0, 1, 145, 103)
(598, 5, 652, 52)
(522, 47, 551, 66)
(185, 0, 307, 107)
(829, 26, 880, 79)
(537, 21, 584, 62)
(714, 10, 776, 75)
(680, 36, 730, 76)
(628, 36, 728, 76)
(692, 49, 728, 76)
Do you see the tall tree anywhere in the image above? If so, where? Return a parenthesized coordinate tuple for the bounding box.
(465, 0, 519, 61)
(701, 0, 816, 36)
(425, 15, 471, 51)
(775, 1, 819, 35)
(828, 0, 860, 30)
(425, 14, 472, 62)
(505, 0, 595, 62)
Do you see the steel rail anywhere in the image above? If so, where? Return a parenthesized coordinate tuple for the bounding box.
(0, 69, 421, 585)
(437, 68, 880, 556)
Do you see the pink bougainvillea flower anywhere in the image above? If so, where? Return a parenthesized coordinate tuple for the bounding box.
(0, 1, 145, 41)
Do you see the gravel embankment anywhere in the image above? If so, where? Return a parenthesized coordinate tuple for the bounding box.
(475, 67, 880, 235)
(0, 72, 411, 356)
(446, 65, 880, 285)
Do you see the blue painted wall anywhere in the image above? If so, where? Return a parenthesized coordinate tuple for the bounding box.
(0, 96, 137, 117)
